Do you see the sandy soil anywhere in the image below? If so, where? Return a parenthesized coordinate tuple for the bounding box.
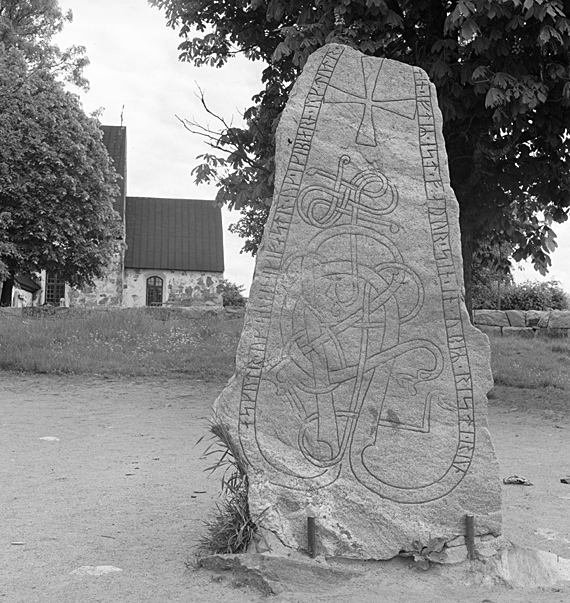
(1, 372, 569, 602)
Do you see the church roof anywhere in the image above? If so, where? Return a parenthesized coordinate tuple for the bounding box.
(100, 125, 126, 219)
(14, 274, 41, 293)
(124, 197, 224, 272)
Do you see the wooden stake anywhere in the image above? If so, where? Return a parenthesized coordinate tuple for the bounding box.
(307, 516, 316, 558)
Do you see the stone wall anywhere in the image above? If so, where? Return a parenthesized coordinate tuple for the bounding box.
(67, 253, 124, 308)
(27, 263, 224, 309)
(473, 310, 570, 338)
(122, 268, 223, 308)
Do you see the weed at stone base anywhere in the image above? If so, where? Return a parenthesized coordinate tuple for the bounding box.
(399, 536, 448, 570)
(196, 421, 257, 556)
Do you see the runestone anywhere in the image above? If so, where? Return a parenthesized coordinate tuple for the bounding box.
(213, 44, 502, 560)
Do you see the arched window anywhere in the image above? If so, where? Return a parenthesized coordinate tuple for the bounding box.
(146, 276, 163, 306)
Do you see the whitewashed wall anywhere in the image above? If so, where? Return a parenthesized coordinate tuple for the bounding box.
(10, 285, 36, 307)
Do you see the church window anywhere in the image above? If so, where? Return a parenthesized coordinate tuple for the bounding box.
(146, 276, 163, 306)
(45, 273, 66, 305)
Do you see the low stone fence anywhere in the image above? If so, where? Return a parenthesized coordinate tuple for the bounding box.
(3, 305, 244, 321)
(0, 307, 23, 320)
(473, 309, 570, 338)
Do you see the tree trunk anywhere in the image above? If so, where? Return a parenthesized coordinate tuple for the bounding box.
(444, 124, 488, 325)
(0, 277, 14, 306)
(459, 218, 474, 323)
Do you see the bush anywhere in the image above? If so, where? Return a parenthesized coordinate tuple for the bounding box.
(217, 279, 246, 307)
(473, 280, 569, 311)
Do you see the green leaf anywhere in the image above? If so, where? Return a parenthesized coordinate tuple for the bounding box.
(458, 0, 476, 19)
(538, 25, 563, 45)
(493, 72, 514, 89)
(460, 19, 480, 42)
(427, 536, 447, 553)
(472, 66, 489, 81)
(431, 60, 452, 80)
(555, 17, 570, 35)
(544, 228, 558, 253)
(485, 87, 505, 107)
(416, 557, 430, 570)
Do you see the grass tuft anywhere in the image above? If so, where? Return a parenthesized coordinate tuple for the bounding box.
(196, 422, 257, 556)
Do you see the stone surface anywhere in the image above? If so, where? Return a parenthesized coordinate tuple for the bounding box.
(504, 310, 526, 327)
(526, 310, 549, 327)
(538, 312, 551, 328)
(473, 310, 510, 327)
(548, 310, 570, 329)
(199, 553, 362, 596)
(213, 44, 501, 560)
(199, 544, 570, 597)
(68, 252, 124, 307)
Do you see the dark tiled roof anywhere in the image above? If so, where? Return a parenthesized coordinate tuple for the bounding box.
(101, 125, 126, 218)
(125, 197, 224, 272)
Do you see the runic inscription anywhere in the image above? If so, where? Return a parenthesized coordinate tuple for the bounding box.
(214, 44, 502, 560)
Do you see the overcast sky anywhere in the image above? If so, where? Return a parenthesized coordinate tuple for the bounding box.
(55, 0, 570, 295)
(55, 0, 261, 292)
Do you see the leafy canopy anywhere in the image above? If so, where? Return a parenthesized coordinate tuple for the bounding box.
(473, 278, 569, 309)
(0, 0, 122, 289)
(151, 0, 570, 289)
(0, 0, 89, 87)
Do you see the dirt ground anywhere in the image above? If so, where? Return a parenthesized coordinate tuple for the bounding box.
(1, 372, 569, 603)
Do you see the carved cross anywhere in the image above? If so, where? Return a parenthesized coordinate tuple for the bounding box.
(324, 57, 417, 146)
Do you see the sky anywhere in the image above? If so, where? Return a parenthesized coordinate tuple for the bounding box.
(54, 0, 570, 295)
(55, 0, 261, 292)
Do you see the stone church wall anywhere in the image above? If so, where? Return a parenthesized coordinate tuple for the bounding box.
(123, 269, 223, 308)
(66, 253, 125, 307)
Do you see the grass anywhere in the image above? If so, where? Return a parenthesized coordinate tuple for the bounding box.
(489, 334, 570, 391)
(0, 308, 243, 380)
(1, 309, 568, 391)
(196, 422, 256, 556)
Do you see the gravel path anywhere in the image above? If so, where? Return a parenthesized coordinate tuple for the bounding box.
(1, 373, 569, 602)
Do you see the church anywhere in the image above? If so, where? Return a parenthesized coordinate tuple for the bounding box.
(7, 126, 225, 309)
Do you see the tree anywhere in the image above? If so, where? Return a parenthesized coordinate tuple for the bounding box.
(151, 0, 570, 309)
(471, 237, 514, 309)
(0, 1, 121, 304)
(218, 278, 246, 307)
(0, 211, 16, 280)
(0, 0, 89, 86)
(473, 277, 569, 309)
